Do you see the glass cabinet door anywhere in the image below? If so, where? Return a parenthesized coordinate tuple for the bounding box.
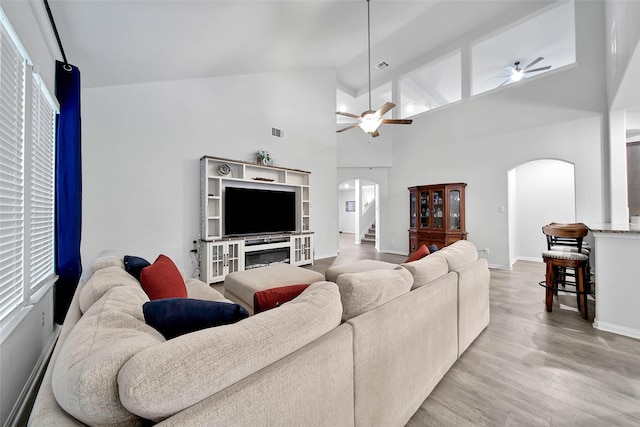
(208, 243, 225, 281)
(449, 190, 461, 230)
(420, 191, 430, 228)
(410, 192, 417, 228)
(433, 190, 444, 229)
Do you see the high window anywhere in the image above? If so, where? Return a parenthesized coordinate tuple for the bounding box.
(471, 0, 576, 96)
(400, 50, 462, 119)
(0, 9, 58, 325)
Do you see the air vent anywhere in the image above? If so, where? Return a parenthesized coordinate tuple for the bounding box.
(271, 127, 285, 138)
(376, 61, 389, 70)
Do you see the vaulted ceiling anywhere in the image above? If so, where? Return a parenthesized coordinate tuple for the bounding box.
(48, 0, 556, 91)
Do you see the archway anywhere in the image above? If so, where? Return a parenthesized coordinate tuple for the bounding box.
(507, 159, 575, 266)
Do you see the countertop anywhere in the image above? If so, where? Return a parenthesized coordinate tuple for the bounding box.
(588, 223, 640, 234)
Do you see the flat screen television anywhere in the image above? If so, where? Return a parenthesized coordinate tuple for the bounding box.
(224, 186, 296, 236)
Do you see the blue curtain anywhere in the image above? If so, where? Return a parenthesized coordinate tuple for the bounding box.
(54, 61, 82, 324)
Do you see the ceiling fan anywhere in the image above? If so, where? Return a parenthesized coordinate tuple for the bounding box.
(336, 0, 412, 138)
(494, 57, 551, 88)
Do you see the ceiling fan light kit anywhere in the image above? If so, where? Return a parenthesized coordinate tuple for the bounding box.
(336, 0, 412, 138)
(358, 111, 383, 133)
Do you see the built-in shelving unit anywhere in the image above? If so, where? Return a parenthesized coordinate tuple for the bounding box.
(199, 156, 313, 283)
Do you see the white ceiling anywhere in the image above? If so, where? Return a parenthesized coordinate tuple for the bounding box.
(47, 0, 557, 91)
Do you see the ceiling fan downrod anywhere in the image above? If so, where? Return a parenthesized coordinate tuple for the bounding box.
(367, 0, 372, 112)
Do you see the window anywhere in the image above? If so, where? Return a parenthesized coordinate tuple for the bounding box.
(28, 74, 56, 292)
(471, 0, 576, 95)
(399, 51, 462, 119)
(0, 9, 57, 324)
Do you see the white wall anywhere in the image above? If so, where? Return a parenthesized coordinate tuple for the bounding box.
(0, 2, 58, 425)
(605, 1, 640, 224)
(384, 0, 607, 268)
(511, 160, 575, 262)
(337, 128, 393, 168)
(339, 188, 356, 233)
(82, 68, 339, 271)
(609, 108, 629, 222)
(361, 184, 375, 210)
(605, 0, 640, 107)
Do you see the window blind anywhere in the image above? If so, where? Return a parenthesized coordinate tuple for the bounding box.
(29, 73, 56, 291)
(0, 22, 26, 321)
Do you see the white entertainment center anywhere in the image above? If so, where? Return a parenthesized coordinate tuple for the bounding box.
(199, 156, 313, 284)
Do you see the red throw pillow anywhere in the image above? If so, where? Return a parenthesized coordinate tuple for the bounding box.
(140, 254, 188, 300)
(253, 284, 311, 314)
(405, 244, 430, 263)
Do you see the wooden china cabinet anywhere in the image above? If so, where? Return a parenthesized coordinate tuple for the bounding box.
(408, 183, 467, 253)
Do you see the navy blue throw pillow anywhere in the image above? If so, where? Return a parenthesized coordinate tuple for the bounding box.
(143, 298, 249, 340)
(124, 255, 151, 281)
(428, 244, 439, 253)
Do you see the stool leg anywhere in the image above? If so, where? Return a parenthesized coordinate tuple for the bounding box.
(545, 261, 555, 312)
(576, 265, 588, 320)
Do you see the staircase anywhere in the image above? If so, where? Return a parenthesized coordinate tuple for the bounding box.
(362, 224, 376, 245)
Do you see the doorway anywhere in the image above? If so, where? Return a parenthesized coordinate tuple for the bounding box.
(507, 159, 576, 265)
(338, 179, 380, 250)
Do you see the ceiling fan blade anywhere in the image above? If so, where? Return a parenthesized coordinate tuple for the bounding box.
(524, 65, 551, 73)
(336, 111, 361, 119)
(375, 102, 395, 117)
(524, 57, 544, 70)
(336, 124, 360, 133)
(371, 130, 380, 138)
(488, 75, 512, 80)
(382, 119, 413, 125)
(497, 78, 511, 88)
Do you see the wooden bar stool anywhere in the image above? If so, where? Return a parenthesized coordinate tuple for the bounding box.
(545, 222, 592, 288)
(541, 223, 591, 319)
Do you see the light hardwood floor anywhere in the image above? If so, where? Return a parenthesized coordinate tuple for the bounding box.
(310, 234, 640, 427)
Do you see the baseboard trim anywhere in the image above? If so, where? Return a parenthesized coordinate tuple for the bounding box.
(5, 326, 60, 427)
(593, 320, 640, 340)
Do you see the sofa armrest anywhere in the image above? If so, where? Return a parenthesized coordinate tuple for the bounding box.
(156, 324, 355, 427)
(456, 258, 490, 356)
(347, 272, 458, 427)
(118, 282, 342, 421)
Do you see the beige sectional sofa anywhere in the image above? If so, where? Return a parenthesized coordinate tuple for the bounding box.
(29, 241, 490, 426)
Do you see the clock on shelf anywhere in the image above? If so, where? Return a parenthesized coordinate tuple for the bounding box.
(217, 163, 231, 176)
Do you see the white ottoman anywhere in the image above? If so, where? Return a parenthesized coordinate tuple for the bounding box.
(224, 264, 325, 314)
(324, 259, 398, 283)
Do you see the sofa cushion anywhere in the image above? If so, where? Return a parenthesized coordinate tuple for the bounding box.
(253, 284, 310, 314)
(124, 255, 150, 281)
(324, 259, 398, 283)
(336, 267, 413, 321)
(52, 285, 163, 426)
(143, 298, 249, 339)
(400, 254, 449, 290)
(431, 240, 478, 271)
(184, 278, 225, 300)
(118, 281, 343, 421)
(139, 254, 187, 300)
(79, 249, 123, 284)
(79, 265, 141, 314)
(406, 244, 430, 263)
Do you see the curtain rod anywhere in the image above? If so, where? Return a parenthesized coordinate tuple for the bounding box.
(42, 0, 69, 67)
